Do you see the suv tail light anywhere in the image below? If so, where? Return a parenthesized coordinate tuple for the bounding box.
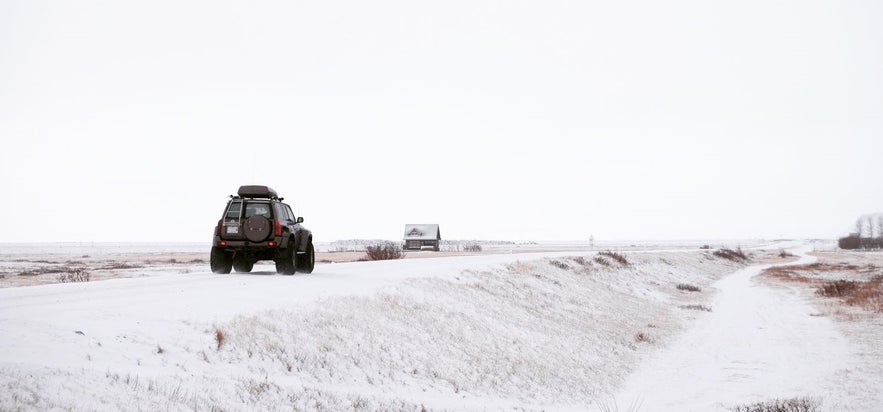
(274, 219, 282, 237)
(215, 219, 222, 236)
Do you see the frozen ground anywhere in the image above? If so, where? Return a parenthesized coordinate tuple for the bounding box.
(0, 241, 878, 411)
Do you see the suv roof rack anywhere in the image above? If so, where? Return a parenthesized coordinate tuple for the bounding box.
(237, 185, 282, 200)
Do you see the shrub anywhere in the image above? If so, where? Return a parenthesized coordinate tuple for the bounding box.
(731, 397, 820, 412)
(779, 250, 794, 258)
(364, 242, 406, 260)
(714, 247, 748, 261)
(462, 243, 482, 252)
(677, 283, 701, 292)
(599, 251, 629, 265)
(57, 268, 90, 283)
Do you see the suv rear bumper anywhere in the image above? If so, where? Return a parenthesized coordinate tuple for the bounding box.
(213, 236, 288, 250)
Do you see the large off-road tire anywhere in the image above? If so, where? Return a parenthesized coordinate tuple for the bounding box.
(233, 259, 254, 273)
(243, 215, 271, 242)
(210, 247, 232, 274)
(275, 242, 296, 275)
(296, 241, 315, 274)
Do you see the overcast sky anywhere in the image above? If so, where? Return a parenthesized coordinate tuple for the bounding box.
(1, 0, 881, 243)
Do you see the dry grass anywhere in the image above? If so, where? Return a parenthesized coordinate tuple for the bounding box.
(680, 304, 712, 312)
(549, 260, 570, 270)
(599, 251, 629, 266)
(730, 397, 820, 412)
(634, 332, 652, 343)
(593, 256, 612, 267)
(762, 260, 883, 313)
(572, 256, 591, 267)
(840, 279, 883, 312)
(714, 248, 748, 262)
(102, 262, 143, 270)
(462, 243, 482, 252)
(816, 280, 860, 298)
(57, 268, 91, 283)
(17, 266, 68, 277)
(597, 398, 644, 412)
(215, 328, 226, 350)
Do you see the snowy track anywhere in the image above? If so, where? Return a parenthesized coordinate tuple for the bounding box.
(6, 243, 868, 411)
(0, 252, 583, 368)
(612, 248, 853, 411)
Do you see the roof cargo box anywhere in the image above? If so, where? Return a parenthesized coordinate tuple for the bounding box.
(237, 185, 279, 199)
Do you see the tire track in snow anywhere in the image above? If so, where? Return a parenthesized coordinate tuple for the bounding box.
(610, 246, 852, 411)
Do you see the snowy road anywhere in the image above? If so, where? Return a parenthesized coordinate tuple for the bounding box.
(0, 251, 584, 369)
(7, 242, 861, 411)
(612, 247, 852, 411)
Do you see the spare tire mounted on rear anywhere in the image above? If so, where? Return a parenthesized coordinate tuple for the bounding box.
(243, 215, 271, 242)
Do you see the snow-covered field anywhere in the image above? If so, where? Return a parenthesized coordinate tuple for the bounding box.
(1, 241, 880, 411)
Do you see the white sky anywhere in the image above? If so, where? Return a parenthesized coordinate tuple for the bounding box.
(1, 0, 881, 243)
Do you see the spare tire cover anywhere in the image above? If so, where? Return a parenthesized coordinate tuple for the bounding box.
(243, 215, 271, 242)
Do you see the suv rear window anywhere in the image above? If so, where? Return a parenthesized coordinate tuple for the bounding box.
(245, 202, 273, 218)
(224, 200, 242, 220)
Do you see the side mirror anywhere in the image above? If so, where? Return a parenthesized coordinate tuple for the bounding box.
(297, 217, 304, 224)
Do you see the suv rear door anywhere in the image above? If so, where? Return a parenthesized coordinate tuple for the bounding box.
(220, 199, 245, 240)
(221, 200, 277, 240)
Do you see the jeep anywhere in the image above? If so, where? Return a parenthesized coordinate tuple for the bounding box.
(210, 185, 314, 275)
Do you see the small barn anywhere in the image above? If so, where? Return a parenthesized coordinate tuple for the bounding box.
(403, 224, 441, 251)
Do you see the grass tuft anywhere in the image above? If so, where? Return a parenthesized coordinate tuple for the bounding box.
(680, 304, 712, 312)
(572, 256, 592, 267)
(731, 397, 820, 412)
(102, 262, 143, 270)
(676, 283, 701, 292)
(714, 247, 748, 262)
(634, 332, 652, 343)
(57, 268, 91, 283)
(215, 328, 225, 350)
(549, 260, 570, 270)
(597, 397, 644, 412)
(599, 251, 629, 266)
(18, 266, 67, 276)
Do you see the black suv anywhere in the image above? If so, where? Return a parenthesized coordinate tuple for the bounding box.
(210, 185, 314, 275)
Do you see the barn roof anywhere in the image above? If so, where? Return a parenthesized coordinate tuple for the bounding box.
(403, 224, 441, 240)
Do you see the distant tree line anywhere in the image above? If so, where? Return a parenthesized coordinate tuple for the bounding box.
(839, 214, 883, 249)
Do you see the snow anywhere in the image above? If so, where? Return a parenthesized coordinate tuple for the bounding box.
(614, 248, 834, 410)
(1, 241, 880, 411)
